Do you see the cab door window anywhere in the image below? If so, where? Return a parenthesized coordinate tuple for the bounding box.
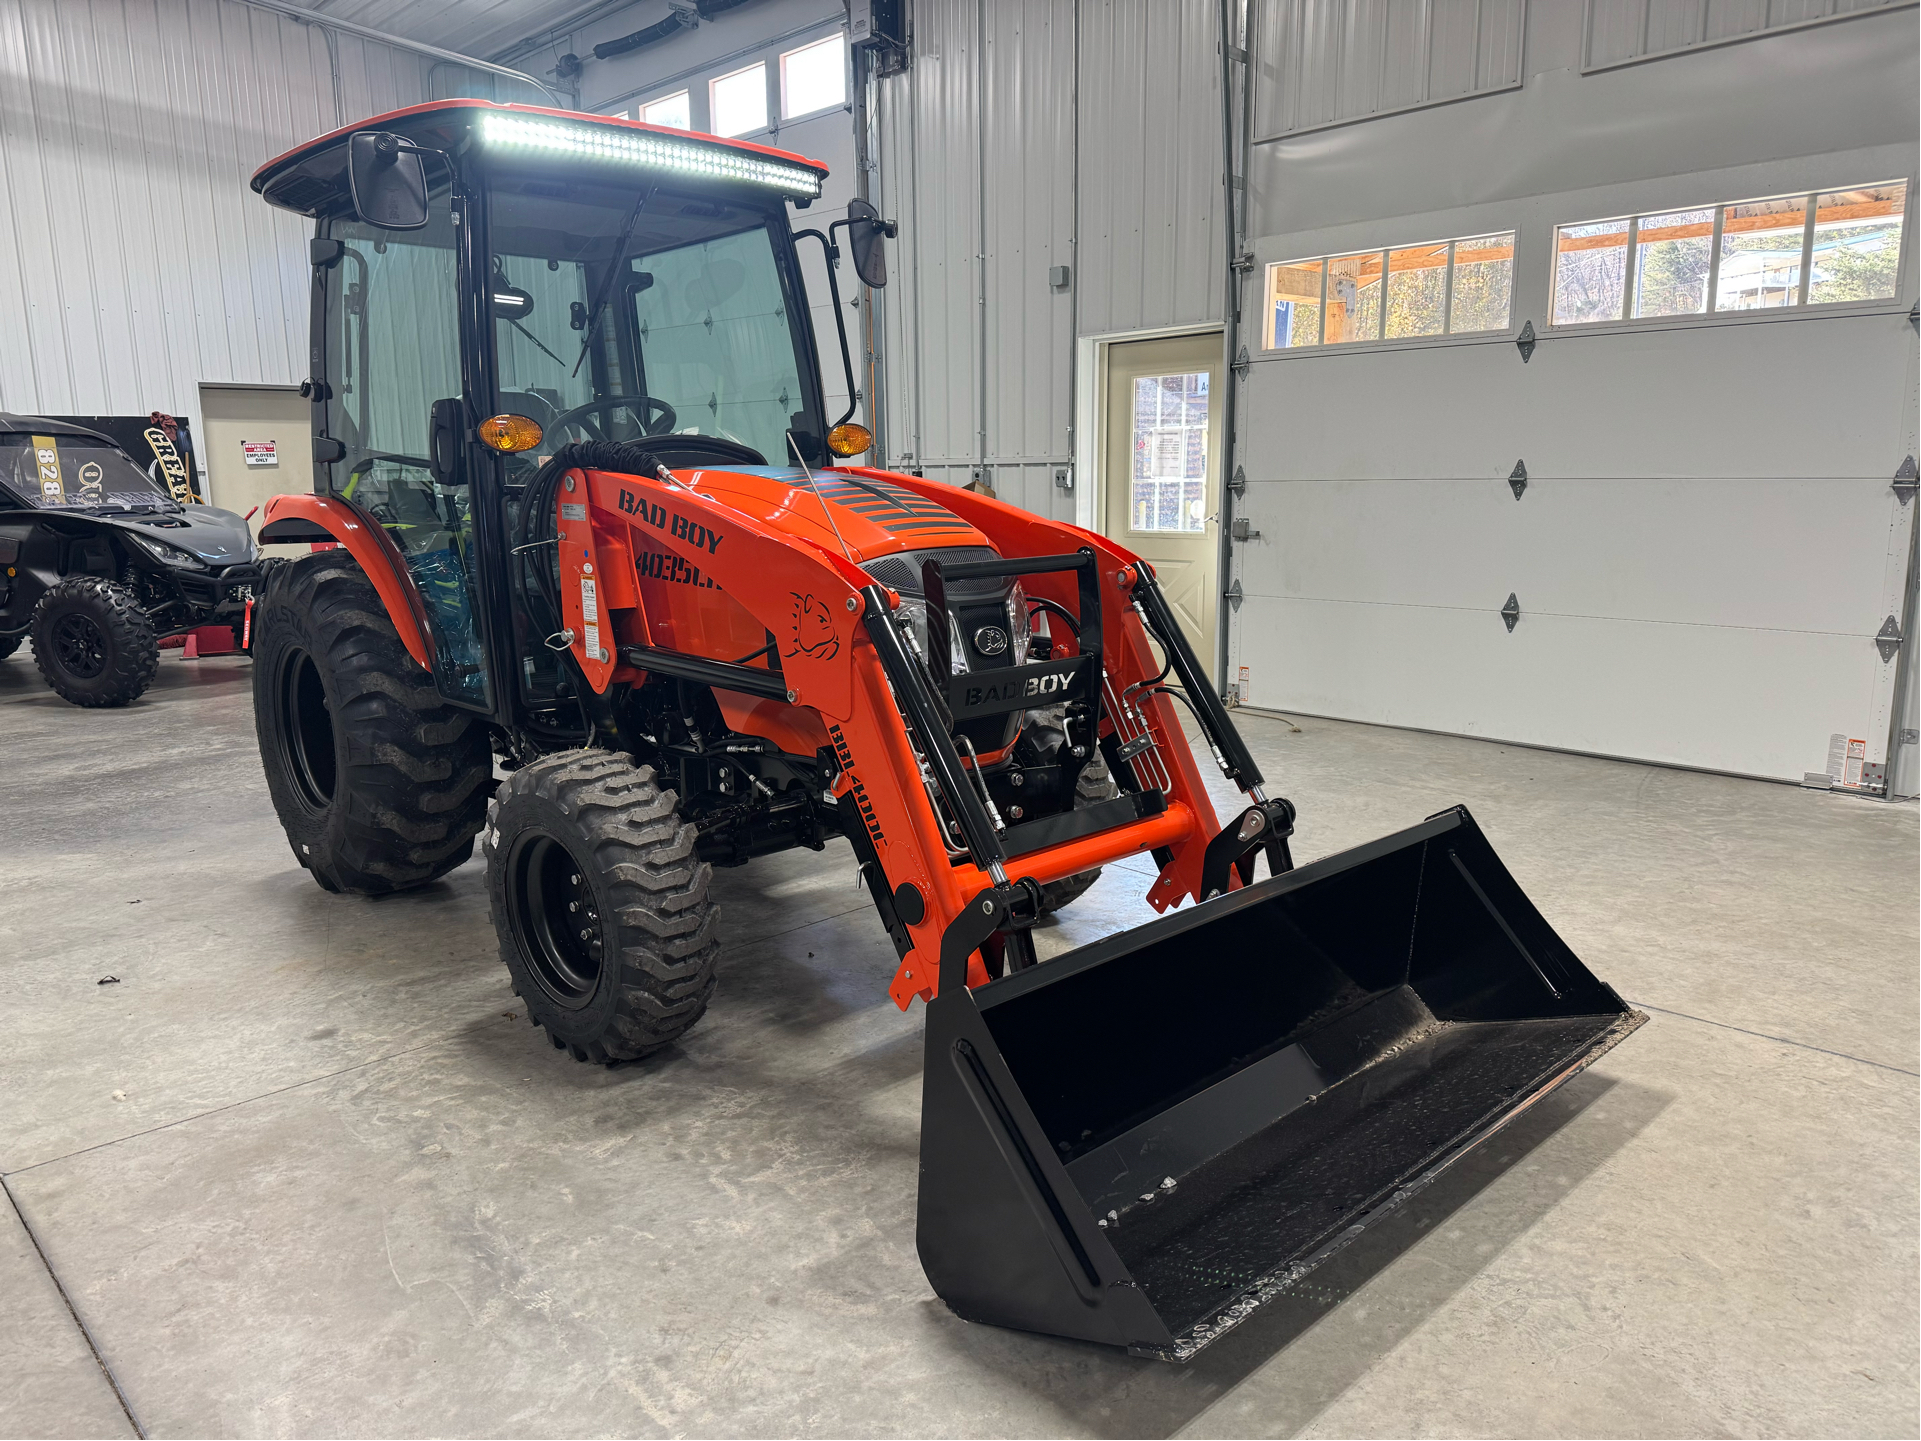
(323, 192, 489, 706)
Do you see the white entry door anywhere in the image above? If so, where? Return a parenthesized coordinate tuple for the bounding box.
(1103, 332, 1223, 667)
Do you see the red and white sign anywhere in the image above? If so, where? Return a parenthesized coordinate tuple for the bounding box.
(242, 440, 278, 467)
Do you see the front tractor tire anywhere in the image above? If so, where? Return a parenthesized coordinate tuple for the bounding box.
(1037, 752, 1119, 914)
(252, 552, 490, 894)
(31, 576, 159, 707)
(486, 752, 720, 1063)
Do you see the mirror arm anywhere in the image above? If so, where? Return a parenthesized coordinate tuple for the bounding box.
(795, 228, 861, 431)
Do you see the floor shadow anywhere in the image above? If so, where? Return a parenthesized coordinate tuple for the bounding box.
(923, 1068, 1673, 1439)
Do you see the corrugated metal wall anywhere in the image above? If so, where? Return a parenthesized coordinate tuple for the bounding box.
(1582, 0, 1901, 70)
(1255, 0, 1527, 138)
(875, 0, 1223, 517)
(0, 0, 529, 471)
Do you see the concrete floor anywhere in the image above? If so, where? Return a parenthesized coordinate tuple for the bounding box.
(1, 645, 1915, 1440)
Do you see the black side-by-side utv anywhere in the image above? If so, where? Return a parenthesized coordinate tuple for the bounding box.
(0, 414, 263, 706)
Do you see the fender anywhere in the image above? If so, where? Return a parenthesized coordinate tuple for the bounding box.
(259, 493, 435, 670)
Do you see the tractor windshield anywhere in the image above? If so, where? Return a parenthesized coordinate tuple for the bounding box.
(488, 171, 821, 469)
(0, 433, 177, 513)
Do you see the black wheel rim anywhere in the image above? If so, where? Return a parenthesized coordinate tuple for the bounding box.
(506, 832, 604, 1009)
(278, 649, 336, 811)
(51, 613, 107, 679)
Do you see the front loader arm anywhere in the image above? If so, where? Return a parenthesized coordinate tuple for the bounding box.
(561, 464, 1258, 1009)
(838, 469, 1238, 913)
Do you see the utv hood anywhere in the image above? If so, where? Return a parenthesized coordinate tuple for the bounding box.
(115, 504, 258, 566)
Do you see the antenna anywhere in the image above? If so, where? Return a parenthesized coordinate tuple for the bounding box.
(787, 430, 854, 565)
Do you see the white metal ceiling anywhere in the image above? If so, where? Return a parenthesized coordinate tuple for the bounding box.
(286, 0, 597, 63)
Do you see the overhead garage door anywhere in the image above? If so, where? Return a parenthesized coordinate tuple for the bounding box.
(1232, 193, 1916, 790)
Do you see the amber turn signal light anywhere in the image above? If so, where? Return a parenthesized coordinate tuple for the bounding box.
(826, 422, 873, 458)
(477, 414, 543, 453)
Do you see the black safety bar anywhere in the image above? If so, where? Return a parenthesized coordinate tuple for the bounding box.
(922, 548, 1105, 785)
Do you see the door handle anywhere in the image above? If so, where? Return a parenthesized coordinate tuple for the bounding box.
(429, 398, 462, 487)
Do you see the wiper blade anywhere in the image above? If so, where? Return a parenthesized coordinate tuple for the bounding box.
(572, 183, 657, 378)
(507, 316, 565, 368)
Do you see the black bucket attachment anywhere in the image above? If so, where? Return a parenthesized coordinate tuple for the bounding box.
(917, 806, 1644, 1360)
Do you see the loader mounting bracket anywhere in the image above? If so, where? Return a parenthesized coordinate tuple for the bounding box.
(1198, 797, 1296, 900)
(940, 878, 1044, 995)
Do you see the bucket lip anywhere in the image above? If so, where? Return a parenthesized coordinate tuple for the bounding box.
(1126, 1004, 1649, 1362)
(977, 805, 1476, 1014)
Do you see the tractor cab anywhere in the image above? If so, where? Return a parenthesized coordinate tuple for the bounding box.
(252, 102, 869, 716)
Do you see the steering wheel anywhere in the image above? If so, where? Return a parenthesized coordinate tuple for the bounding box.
(548, 394, 677, 443)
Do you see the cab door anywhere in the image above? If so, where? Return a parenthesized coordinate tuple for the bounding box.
(315, 184, 491, 709)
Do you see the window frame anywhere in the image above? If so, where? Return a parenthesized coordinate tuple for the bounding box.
(1259, 229, 1519, 357)
(1547, 180, 1913, 335)
(778, 32, 849, 123)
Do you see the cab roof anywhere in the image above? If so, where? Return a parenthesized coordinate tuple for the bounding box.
(252, 100, 831, 218)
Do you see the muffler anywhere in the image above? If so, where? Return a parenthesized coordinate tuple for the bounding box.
(916, 805, 1643, 1359)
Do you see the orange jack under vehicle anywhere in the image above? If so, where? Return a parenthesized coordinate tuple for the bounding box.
(248, 102, 1642, 1360)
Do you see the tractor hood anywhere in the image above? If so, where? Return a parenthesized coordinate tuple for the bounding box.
(108, 503, 259, 567)
(671, 466, 986, 566)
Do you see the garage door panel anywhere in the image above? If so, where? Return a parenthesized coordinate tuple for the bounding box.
(1244, 314, 1912, 482)
(1243, 595, 1883, 781)
(1239, 477, 1903, 634)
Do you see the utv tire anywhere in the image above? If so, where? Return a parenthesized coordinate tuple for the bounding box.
(253, 551, 490, 894)
(30, 577, 158, 707)
(486, 751, 719, 1063)
(1037, 753, 1119, 914)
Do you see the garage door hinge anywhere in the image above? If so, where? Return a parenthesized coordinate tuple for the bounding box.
(1501, 593, 1521, 632)
(1231, 251, 1256, 273)
(1232, 346, 1250, 378)
(1900, 729, 1919, 746)
(1515, 320, 1536, 363)
(1508, 460, 1527, 500)
(1225, 579, 1244, 612)
(1894, 455, 1916, 504)
(1876, 616, 1902, 661)
(1228, 464, 1246, 497)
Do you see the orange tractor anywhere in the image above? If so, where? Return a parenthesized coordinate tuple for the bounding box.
(249, 102, 1640, 1359)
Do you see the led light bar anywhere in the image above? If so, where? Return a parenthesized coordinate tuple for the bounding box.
(482, 114, 822, 199)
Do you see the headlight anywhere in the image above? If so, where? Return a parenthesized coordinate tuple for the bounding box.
(896, 595, 970, 675)
(126, 532, 209, 570)
(1007, 582, 1030, 665)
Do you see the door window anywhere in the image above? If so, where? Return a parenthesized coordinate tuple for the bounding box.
(1130, 372, 1208, 534)
(325, 196, 488, 707)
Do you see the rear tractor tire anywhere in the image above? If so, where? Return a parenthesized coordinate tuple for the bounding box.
(485, 751, 720, 1063)
(30, 576, 158, 707)
(252, 551, 491, 894)
(1037, 752, 1119, 915)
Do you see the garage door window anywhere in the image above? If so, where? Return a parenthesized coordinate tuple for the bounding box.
(1552, 181, 1908, 324)
(1265, 232, 1515, 349)
(639, 91, 691, 130)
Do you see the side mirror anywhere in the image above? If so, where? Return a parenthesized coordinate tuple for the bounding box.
(348, 131, 429, 231)
(845, 199, 895, 288)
